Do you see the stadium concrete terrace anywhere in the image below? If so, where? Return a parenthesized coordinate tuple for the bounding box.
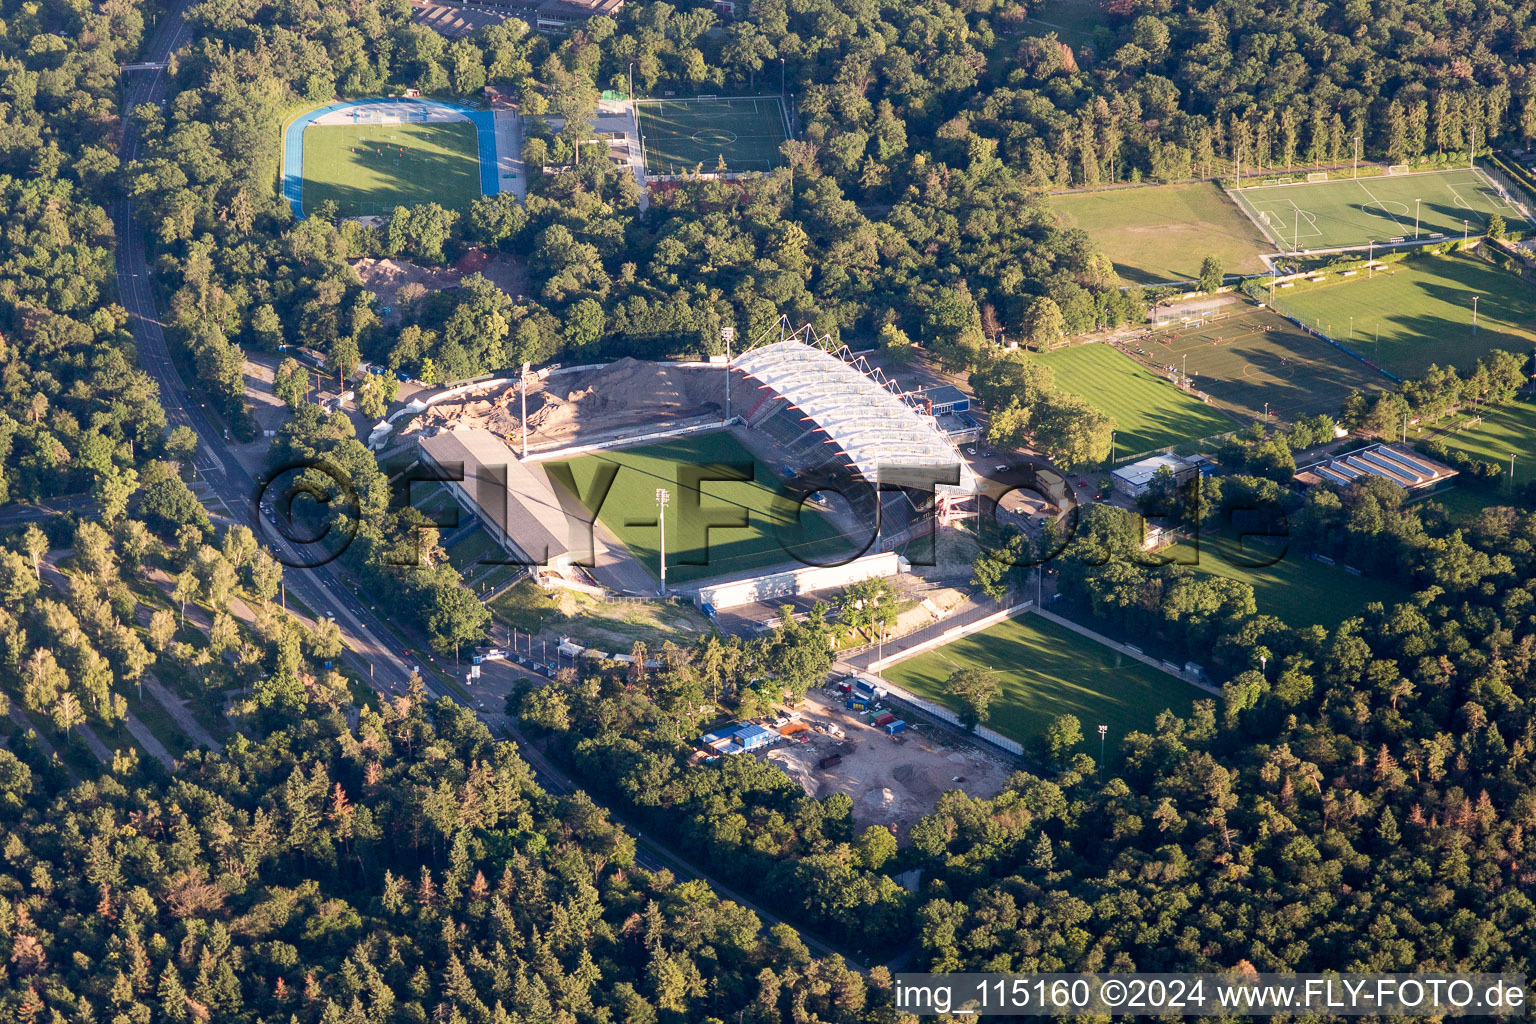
(734, 341, 979, 497)
(282, 97, 502, 219)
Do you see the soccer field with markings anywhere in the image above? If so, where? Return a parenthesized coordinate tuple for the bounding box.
(302, 122, 483, 217)
(554, 430, 857, 585)
(1230, 168, 1524, 252)
(1031, 344, 1236, 455)
(1271, 253, 1536, 378)
(1140, 305, 1389, 425)
(1050, 182, 1273, 284)
(635, 97, 790, 174)
(884, 612, 1204, 747)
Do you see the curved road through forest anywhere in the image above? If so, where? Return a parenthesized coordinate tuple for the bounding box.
(113, 7, 868, 969)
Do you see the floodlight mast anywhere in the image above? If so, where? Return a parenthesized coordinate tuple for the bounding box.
(656, 487, 671, 596)
(722, 325, 735, 422)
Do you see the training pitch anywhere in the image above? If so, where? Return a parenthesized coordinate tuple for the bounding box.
(1165, 526, 1402, 629)
(1050, 182, 1273, 284)
(555, 430, 855, 586)
(635, 96, 790, 175)
(301, 122, 483, 217)
(1137, 305, 1388, 425)
(1271, 253, 1536, 378)
(1231, 168, 1525, 253)
(883, 612, 1204, 746)
(1031, 344, 1235, 455)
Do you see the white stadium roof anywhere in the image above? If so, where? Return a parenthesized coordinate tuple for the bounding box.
(734, 341, 977, 494)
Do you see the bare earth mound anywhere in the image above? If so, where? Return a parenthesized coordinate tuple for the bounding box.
(401, 358, 723, 450)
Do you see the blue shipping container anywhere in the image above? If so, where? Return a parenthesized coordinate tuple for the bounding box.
(884, 720, 908, 735)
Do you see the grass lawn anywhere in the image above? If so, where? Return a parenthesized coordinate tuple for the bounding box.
(1164, 526, 1404, 628)
(884, 612, 1204, 747)
(1153, 304, 1388, 426)
(1439, 398, 1536, 469)
(1231, 168, 1525, 253)
(636, 97, 789, 175)
(554, 431, 856, 586)
(489, 579, 712, 650)
(1431, 399, 1536, 516)
(1271, 253, 1536, 378)
(1050, 182, 1272, 284)
(1032, 344, 1236, 455)
(302, 121, 481, 217)
(489, 579, 562, 633)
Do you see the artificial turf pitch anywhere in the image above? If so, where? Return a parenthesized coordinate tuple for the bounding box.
(1271, 253, 1536, 378)
(301, 122, 482, 218)
(555, 430, 856, 586)
(1050, 181, 1273, 284)
(1030, 344, 1236, 455)
(635, 97, 789, 175)
(1230, 168, 1525, 253)
(883, 612, 1204, 747)
(1138, 305, 1388, 426)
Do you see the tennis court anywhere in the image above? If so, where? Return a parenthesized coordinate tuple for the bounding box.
(635, 96, 790, 174)
(1136, 305, 1390, 426)
(1230, 168, 1525, 253)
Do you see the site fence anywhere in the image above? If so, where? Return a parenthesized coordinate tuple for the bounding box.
(875, 676, 1026, 758)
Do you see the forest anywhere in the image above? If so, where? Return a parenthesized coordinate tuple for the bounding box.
(3, 0, 1536, 1016)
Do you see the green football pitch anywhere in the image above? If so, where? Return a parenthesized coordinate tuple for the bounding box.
(1030, 344, 1236, 455)
(554, 431, 857, 586)
(301, 122, 482, 217)
(883, 612, 1204, 747)
(1230, 168, 1525, 253)
(1050, 182, 1273, 284)
(1271, 253, 1536, 378)
(1163, 526, 1402, 629)
(635, 97, 789, 175)
(1140, 304, 1388, 426)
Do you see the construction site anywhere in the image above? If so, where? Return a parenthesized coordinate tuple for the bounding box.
(397, 357, 729, 451)
(767, 689, 1011, 838)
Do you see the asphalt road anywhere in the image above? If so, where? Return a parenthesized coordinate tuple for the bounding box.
(112, 9, 870, 972)
(0, 495, 94, 526)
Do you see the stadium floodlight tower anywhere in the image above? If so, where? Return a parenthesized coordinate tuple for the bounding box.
(721, 325, 735, 422)
(656, 487, 671, 596)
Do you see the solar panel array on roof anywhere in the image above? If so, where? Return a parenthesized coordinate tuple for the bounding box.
(1375, 447, 1434, 478)
(1356, 450, 1423, 485)
(1298, 443, 1456, 493)
(1315, 465, 1355, 487)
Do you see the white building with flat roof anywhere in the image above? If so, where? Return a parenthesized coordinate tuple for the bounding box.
(1111, 453, 1193, 499)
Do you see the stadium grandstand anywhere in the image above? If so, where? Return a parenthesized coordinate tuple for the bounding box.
(734, 326, 978, 528)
